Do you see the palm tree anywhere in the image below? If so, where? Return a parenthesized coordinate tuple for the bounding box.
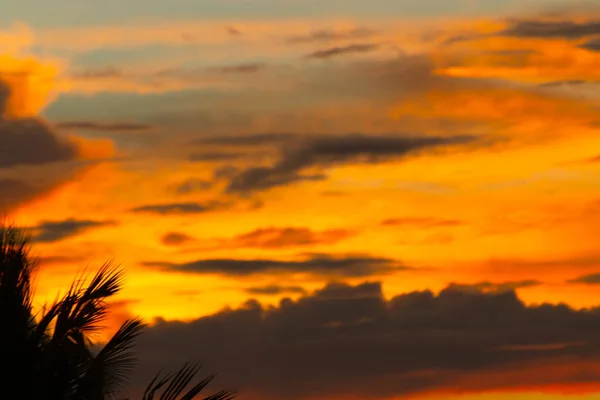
(0, 223, 236, 400)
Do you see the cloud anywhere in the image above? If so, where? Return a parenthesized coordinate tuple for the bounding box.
(501, 18, 600, 38)
(0, 116, 78, 168)
(581, 38, 600, 51)
(124, 281, 600, 400)
(70, 67, 123, 79)
(381, 217, 463, 228)
(175, 178, 214, 194)
(55, 120, 153, 132)
(445, 280, 542, 293)
(244, 285, 306, 295)
(160, 232, 195, 246)
(0, 178, 38, 210)
(38, 255, 88, 266)
(538, 79, 588, 88)
(210, 63, 267, 74)
(0, 53, 115, 209)
(226, 133, 474, 193)
(193, 133, 294, 148)
(129, 202, 222, 215)
(31, 218, 113, 243)
(188, 151, 246, 162)
(0, 163, 98, 211)
(143, 254, 408, 278)
(217, 227, 354, 249)
(568, 273, 600, 284)
(287, 28, 377, 44)
(305, 43, 380, 59)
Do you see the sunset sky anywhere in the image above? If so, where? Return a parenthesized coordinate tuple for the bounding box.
(4, 0, 600, 398)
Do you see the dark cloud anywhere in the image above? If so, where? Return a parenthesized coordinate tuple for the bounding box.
(193, 133, 294, 147)
(538, 79, 589, 88)
(220, 227, 354, 249)
(446, 280, 542, 293)
(568, 273, 600, 284)
(31, 218, 114, 243)
(581, 38, 600, 52)
(0, 117, 77, 168)
(71, 67, 123, 79)
(227, 27, 241, 36)
(288, 28, 377, 44)
(38, 255, 88, 266)
(244, 285, 307, 295)
(226, 133, 475, 194)
(161, 232, 195, 246)
(0, 178, 37, 210)
(501, 19, 600, 38)
(124, 281, 600, 400)
(175, 178, 214, 194)
(381, 217, 463, 228)
(443, 33, 485, 45)
(129, 201, 222, 215)
(305, 43, 380, 59)
(210, 63, 266, 74)
(143, 254, 408, 278)
(55, 121, 153, 131)
(0, 163, 93, 212)
(0, 78, 82, 170)
(188, 151, 246, 162)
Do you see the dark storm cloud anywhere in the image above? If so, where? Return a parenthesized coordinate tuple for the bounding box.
(244, 285, 307, 295)
(287, 28, 377, 44)
(305, 43, 380, 59)
(31, 218, 114, 243)
(226, 133, 475, 193)
(129, 201, 223, 215)
(568, 273, 600, 284)
(124, 281, 600, 400)
(501, 19, 600, 38)
(143, 254, 408, 278)
(55, 121, 153, 131)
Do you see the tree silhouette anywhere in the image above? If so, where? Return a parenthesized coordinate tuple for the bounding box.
(0, 223, 236, 400)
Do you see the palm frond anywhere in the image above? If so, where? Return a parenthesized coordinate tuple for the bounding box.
(142, 363, 237, 400)
(50, 263, 125, 345)
(78, 318, 147, 399)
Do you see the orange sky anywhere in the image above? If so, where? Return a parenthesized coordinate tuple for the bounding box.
(3, 2, 600, 399)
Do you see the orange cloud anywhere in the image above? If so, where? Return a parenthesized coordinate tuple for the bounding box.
(0, 54, 63, 118)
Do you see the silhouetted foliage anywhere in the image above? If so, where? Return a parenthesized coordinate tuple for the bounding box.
(0, 223, 236, 399)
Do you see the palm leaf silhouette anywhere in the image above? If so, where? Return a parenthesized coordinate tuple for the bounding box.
(0, 223, 237, 399)
(142, 363, 237, 400)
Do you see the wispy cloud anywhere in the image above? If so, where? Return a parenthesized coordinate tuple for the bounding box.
(31, 218, 114, 243)
(144, 253, 408, 278)
(305, 43, 380, 58)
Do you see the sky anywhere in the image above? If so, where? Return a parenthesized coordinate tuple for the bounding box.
(3, 0, 600, 398)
